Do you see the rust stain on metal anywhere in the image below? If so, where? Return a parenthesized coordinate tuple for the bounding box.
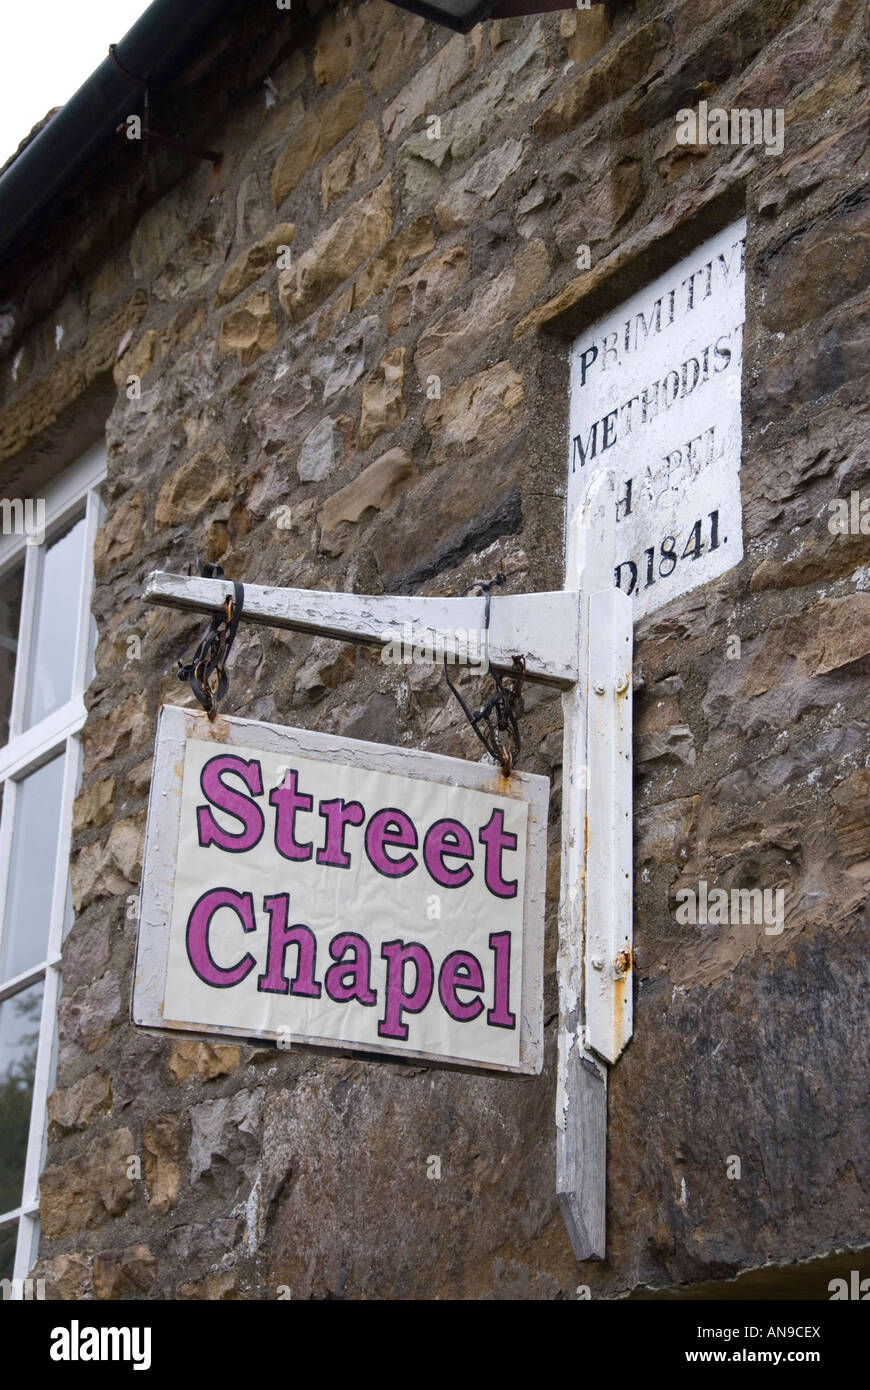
(613, 952, 631, 1044)
(613, 974, 627, 1046)
(203, 714, 232, 742)
(483, 769, 518, 799)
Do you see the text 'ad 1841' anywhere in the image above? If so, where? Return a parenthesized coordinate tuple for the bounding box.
(569, 218, 746, 619)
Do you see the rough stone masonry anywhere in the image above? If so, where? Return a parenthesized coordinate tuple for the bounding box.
(0, 0, 867, 1299)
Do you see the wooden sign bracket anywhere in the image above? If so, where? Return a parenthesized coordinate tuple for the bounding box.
(142, 466, 632, 1261)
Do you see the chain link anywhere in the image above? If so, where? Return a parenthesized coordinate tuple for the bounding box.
(177, 570, 244, 721)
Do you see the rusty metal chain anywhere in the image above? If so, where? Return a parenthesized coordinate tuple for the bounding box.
(176, 565, 244, 721)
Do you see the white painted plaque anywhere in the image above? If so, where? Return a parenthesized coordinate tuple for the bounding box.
(134, 706, 548, 1074)
(569, 218, 746, 618)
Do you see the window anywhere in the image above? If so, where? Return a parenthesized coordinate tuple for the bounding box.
(0, 442, 105, 1292)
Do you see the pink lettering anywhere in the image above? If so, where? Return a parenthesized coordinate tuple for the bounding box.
(365, 808, 418, 878)
(438, 950, 484, 1022)
(378, 940, 433, 1040)
(325, 932, 377, 1005)
(197, 755, 264, 852)
(257, 893, 321, 997)
(186, 887, 256, 988)
(270, 769, 314, 861)
(478, 808, 519, 899)
(423, 819, 474, 889)
(317, 798, 365, 868)
(487, 931, 516, 1029)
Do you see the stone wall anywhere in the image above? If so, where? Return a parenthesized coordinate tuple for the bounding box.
(0, 0, 867, 1299)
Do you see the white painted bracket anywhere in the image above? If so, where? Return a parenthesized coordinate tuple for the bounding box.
(585, 587, 633, 1064)
(556, 468, 634, 1261)
(143, 470, 634, 1264)
(144, 572, 580, 688)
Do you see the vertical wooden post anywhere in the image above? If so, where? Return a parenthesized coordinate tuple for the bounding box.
(556, 468, 633, 1260)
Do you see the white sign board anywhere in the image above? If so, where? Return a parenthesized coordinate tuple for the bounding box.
(569, 218, 746, 618)
(134, 706, 548, 1074)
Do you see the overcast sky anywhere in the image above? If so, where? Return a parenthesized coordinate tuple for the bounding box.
(0, 0, 151, 169)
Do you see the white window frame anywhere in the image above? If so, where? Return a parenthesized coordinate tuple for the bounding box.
(0, 439, 105, 1293)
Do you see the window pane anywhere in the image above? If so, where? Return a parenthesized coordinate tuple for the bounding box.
(0, 565, 23, 746)
(1, 755, 65, 980)
(0, 1220, 15, 1279)
(0, 980, 43, 1218)
(25, 516, 86, 728)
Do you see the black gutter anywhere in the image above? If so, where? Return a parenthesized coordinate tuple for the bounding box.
(0, 0, 237, 271)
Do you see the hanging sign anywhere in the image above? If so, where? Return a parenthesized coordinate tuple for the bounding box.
(134, 706, 548, 1074)
(569, 217, 747, 619)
